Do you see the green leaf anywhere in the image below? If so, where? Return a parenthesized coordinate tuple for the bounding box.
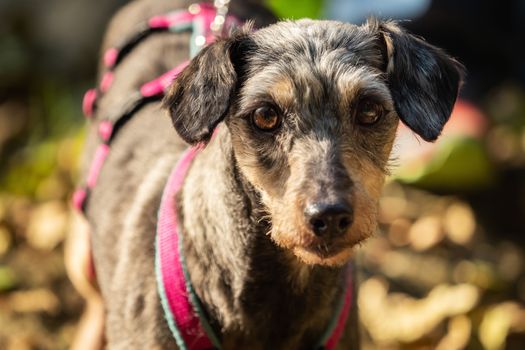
(0, 266, 17, 292)
(394, 137, 495, 191)
(267, 0, 324, 19)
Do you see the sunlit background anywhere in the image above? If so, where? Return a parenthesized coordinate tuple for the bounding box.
(0, 0, 524, 349)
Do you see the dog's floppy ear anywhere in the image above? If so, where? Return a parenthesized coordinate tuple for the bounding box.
(163, 29, 253, 144)
(373, 20, 464, 142)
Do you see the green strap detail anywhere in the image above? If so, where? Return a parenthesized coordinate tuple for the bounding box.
(169, 22, 194, 33)
(155, 211, 221, 349)
(315, 284, 348, 348)
(179, 232, 223, 349)
(190, 15, 205, 58)
(155, 234, 189, 350)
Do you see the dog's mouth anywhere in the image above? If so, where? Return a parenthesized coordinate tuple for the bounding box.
(292, 241, 356, 266)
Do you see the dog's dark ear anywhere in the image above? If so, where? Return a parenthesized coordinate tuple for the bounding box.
(163, 29, 253, 144)
(372, 20, 464, 141)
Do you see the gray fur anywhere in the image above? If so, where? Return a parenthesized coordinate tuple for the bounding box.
(83, 1, 461, 348)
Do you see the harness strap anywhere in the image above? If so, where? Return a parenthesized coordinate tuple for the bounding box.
(156, 144, 220, 350)
(82, 88, 97, 117)
(140, 61, 189, 98)
(104, 4, 210, 70)
(73, 60, 191, 212)
(318, 265, 354, 350)
(326, 284, 353, 350)
(81, 2, 238, 119)
(74, 1, 231, 211)
(156, 141, 353, 350)
(82, 2, 240, 128)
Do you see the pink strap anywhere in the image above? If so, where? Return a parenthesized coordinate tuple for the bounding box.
(325, 269, 353, 349)
(103, 3, 219, 70)
(100, 72, 114, 93)
(104, 48, 119, 68)
(98, 121, 113, 142)
(86, 144, 110, 188)
(72, 189, 87, 211)
(82, 89, 97, 118)
(194, 6, 217, 35)
(158, 141, 352, 350)
(157, 144, 213, 349)
(148, 10, 195, 29)
(140, 61, 189, 97)
(74, 60, 190, 212)
(149, 3, 217, 29)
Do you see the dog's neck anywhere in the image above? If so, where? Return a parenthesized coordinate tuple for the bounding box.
(178, 127, 347, 349)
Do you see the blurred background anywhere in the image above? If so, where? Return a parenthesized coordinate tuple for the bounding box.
(0, 0, 524, 349)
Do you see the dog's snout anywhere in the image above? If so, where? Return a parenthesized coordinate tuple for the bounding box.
(304, 202, 353, 238)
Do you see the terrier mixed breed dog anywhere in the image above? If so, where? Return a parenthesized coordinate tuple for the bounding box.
(68, 0, 463, 349)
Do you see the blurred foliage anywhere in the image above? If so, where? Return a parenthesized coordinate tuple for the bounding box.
(0, 92, 85, 198)
(0, 0, 120, 348)
(360, 181, 525, 349)
(267, 0, 324, 19)
(395, 137, 494, 190)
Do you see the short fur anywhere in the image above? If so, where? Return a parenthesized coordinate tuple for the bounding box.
(77, 1, 463, 349)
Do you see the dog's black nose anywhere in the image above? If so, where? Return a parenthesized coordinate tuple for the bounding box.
(305, 202, 353, 237)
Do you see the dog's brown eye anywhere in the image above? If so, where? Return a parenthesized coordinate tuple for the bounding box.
(356, 100, 383, 126)
(252, 106, 281, 131)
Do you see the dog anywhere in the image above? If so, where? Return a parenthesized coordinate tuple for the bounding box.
(68, 0, 463, 348)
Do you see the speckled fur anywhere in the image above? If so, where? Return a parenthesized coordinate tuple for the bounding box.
(81, 1, 462, 348)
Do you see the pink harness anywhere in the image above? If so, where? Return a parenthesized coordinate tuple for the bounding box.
(157, 142, 354, 350)
(74, 3, 353, 349)
(74, 2, 232, 210)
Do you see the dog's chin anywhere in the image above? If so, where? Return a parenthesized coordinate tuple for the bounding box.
(292, 245, 354, 267)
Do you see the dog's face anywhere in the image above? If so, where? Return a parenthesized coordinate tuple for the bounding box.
(164, 19, 463, 266)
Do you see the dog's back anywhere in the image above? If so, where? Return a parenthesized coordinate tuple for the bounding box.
(78, 1, 274, 348)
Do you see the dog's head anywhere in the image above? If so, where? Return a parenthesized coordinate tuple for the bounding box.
(164, 19, 463, 266)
